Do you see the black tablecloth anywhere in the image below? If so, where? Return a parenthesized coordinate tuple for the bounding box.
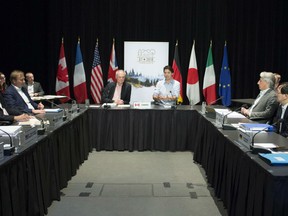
(2, 106, 288, 216)
(0, 111, 91, 216)
(88, 107, 200, 151)
(193, 113, 288, 216)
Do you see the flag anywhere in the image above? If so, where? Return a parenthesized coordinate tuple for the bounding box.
(219, 42, 232, 106)
(73, 39, 88, 103)
(107, 39, 118, 82)
(186, 41, 200, 105)
(56, 38, 70, 103)
(172, 42, 183, 104)
(90, 40, 103, 104)
(203, 42, 216, 105)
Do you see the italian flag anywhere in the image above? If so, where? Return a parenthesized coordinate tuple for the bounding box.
(203, 43, 216, 105)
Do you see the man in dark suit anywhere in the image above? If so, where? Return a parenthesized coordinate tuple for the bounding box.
(274, 82, 288, 137)
(101, 69, 131, 105)
(23, 72, 45, 96)
(4, 70, 46, 114)
(0, 93, 30, 124)
(241, 71, 279, 123)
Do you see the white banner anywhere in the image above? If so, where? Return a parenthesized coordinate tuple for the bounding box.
(124, 41, 169, 103)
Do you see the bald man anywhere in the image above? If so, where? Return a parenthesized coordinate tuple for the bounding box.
(101, 70, 131, 105)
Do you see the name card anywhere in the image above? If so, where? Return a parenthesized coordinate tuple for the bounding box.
(133, 102, 151, 109)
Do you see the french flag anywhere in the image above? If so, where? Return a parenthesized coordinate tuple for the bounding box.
(73, 39, 88, 103)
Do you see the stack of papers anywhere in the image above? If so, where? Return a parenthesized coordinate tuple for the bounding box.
(18, 117, 41, 126)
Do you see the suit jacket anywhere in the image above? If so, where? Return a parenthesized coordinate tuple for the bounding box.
(249, 88, 278, 123)
(274, 105, 288, 137)
(23, 82, 45, 96)
(101, 82, 131, 104)
(4, 85, 38, 114)
(0, 93, 17, 123)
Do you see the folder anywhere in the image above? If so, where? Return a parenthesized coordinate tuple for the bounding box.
(239, 123, 274, 131)
(259, 153, 288, 166)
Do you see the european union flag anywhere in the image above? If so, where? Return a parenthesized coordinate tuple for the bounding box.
(219, 43, 231, 106)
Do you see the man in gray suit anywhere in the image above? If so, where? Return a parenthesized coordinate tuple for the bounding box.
(24, 72, 45, 96)
(241, 71, 278, 123)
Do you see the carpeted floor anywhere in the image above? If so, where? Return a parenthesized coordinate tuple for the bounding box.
(46, 151, 227, 216)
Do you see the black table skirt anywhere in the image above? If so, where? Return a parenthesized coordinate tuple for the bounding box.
(88, 108, 200, 151)
(193, 113, 288, 216)
(1, 107, 288, 216)
(0, 111, 92, 216)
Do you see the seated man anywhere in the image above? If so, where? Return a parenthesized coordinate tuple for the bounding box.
(101, 69, 131, 105)
(4, 70, 46, 114)
(241, 71, 278, 123)
(153, 65, 180, 106)
(274, 82, 288, 137)
(0, 93, 30, 124)
(23, 72, 45, 96)
(0, 72, 7, 93)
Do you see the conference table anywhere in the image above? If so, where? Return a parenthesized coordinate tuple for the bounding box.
(0, 108, 92, 216)
(1, 105, 288, 216)
(87, 105, 288, 216)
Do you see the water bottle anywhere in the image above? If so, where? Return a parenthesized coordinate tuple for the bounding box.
(201, 101, 206, 114)
(189, 99, 194, 110)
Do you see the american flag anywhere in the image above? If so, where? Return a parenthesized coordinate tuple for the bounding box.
(90, 41, 103, 104)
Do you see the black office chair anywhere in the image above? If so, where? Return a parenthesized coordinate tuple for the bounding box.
(0, 121, 13, 126)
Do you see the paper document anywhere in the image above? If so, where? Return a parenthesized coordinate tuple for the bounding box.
(44, 108, 62, 113)
(118, 104, 130, 108)
(89, 105, 101, 108)
(226, 112, 245, 118)
(18, 118, 41, 126)
(254, 143, 278, 149)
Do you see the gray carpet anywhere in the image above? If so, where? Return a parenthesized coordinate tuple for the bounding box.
(46, 151, 227, 216)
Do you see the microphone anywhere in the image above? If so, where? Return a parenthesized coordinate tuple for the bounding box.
(250, 120, 282, 154)
(208, 96, 224, 105)
(61, 94, 80, 113)
(43, 99, 67, 121)
(33, 115, 46, 135)
(0, 128, 15, 155)
(222, 104, 248, 130)
(102, 103, 111, 109)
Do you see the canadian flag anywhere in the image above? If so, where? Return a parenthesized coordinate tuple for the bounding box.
(55, 38, 70, 103)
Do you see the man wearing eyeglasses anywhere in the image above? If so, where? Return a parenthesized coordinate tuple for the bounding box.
(241, 71, 278, 123)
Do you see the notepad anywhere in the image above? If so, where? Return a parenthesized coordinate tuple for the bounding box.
(44, 108, 63, 113)
(259, 153, 288, 166)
